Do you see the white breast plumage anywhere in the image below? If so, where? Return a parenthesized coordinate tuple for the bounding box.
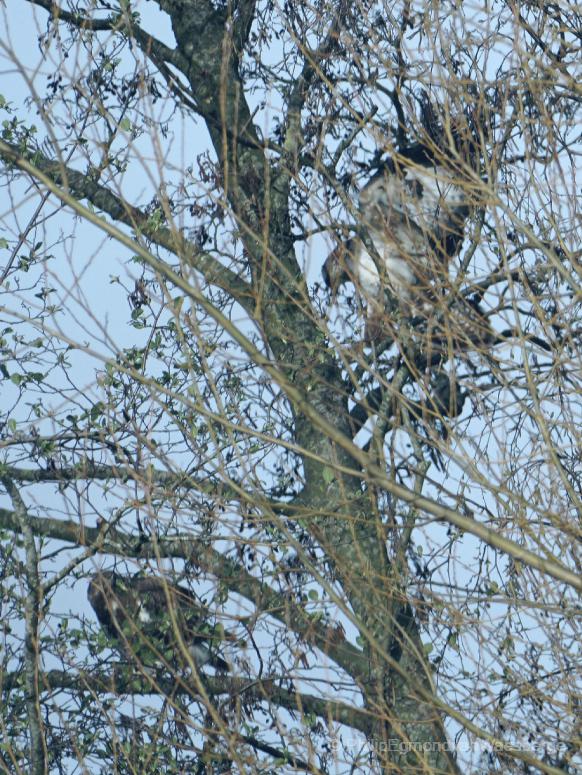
(323, 147, 472, 317)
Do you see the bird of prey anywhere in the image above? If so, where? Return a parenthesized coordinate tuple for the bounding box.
(87, 571, 232, 672)
(323, 138, 475, 326)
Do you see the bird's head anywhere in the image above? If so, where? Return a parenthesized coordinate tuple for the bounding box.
(322, 239, 357, 297)
(87, 571, 111, 601)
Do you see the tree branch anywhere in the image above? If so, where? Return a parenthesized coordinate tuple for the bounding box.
(0, 139, 254, 315)
(1, 462, 282, 512)
(1, 479, 47, 775)
(25, 0, 186, 68)
(0, 506, 365, 677)
(0, 667, 375, 736)
(1, 664, 567, 775)
(1, 140, 577, 595)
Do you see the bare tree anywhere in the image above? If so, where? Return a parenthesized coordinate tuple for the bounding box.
(0, 1, 580, 773)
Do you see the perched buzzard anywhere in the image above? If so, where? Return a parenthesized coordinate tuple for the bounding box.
(323, 138, 475, 323)
(88, 571, 231, 672)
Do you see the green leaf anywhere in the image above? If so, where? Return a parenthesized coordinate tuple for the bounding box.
(90, 402, 105, 421)
(119, 117, 131, 132)
(308, 589, 319, 601)
(322, 466, 335, 484)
